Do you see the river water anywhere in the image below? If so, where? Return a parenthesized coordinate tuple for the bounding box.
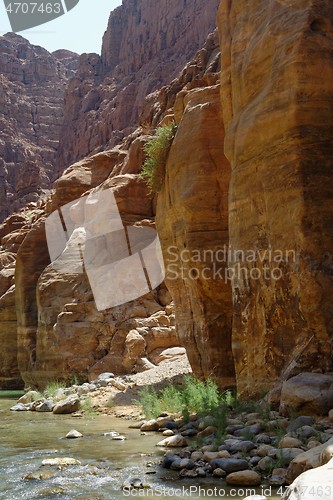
(0, 392, 283, 500)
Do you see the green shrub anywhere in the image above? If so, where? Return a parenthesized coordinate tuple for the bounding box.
(140, 123, 177, 193)
(136, 376, 222, 420)
(136, 386, 162, 419)
(159, 384, 183, 415)
(136, 376, 230, 444)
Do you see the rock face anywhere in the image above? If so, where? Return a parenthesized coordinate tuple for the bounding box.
(0, 2, 220, 388)
(218, 0, 333, 397)
(151, 30, 235, 386)
(57, 0, 220, 168)
(0, 33, 78, 221)
(6, 145, 180, 387)
(0, 208, 41, 389)
(156, 81, 235, 387)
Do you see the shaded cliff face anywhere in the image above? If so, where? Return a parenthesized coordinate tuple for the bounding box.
(0, 205, 43, 388)
(153, 30, 235, 387)
(0, 33, 78, 222)
(57, 0, 220, 169)
(219, 0, 333, 397)
(156, 84, 235, 388)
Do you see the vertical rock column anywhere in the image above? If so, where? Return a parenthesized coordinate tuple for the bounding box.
(15, 219, 50, 385)
(157, 85, 235, 388)
(219, 0, 333, 397)
(0, 160, 8, 222)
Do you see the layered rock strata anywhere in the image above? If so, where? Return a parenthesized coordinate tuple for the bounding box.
(0, 33, 78, 221)
(57, 0, 220, 168)
(219, 0, 333, 397)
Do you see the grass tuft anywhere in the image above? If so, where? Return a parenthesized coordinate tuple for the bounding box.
(80, 397, 98, 416)
(44, 381, 66, 398)
(139, 123, 177, 193)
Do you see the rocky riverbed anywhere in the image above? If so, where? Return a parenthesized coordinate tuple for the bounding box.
(9, 362, 333, 495)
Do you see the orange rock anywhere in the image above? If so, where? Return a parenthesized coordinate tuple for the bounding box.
(219, 0, 333, 397)
(156, 84, 235, 388)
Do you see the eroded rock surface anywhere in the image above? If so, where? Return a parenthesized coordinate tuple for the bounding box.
(0, 33, 78, 221)
(57, 0, 220, 168)
(219, 0, 333, 397)
(156, 83, 235, 387)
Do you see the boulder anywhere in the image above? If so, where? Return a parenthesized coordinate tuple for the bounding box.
(213, 468, 226, 478)
(287, 416, 314, 433)
(226, 470, 261, 486)
(229, 440, 256, 453)
(141, 420, 159, 432)
(210, 458, 249, 473)
(179, 458, 195, 470)
(283, 458, 333, 499)
(286, 437, 333, 483)
(35, 400, 54, 412)
(279, 437, 303, 449)
(280, 373, 333, 416)
(17, 391, 40, 404)
(66, 429, 83, 439)
(53, 396, 80, 415)
(41, 457, 81, 467)
(156, 435, 188, 448)
(10, 403, 29, 411)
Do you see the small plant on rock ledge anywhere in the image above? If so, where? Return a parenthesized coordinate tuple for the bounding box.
(140, 122, 177, 194)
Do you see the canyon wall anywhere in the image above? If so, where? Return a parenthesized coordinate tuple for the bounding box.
(0, 33, 78, 221)
(156, 83, 235, 388)
(2, 0, 332, 398)
(57, 0, 220, 168)
(0, 2, 221, 388)
(155, 28, 235, 388)
(219, 0, 333, 397)
(1, 143, 179, 388)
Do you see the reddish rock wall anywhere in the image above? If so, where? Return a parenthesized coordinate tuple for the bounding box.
(219, 0, 333, 397)
(57, 0, 220, 168)
(0, 33, 78, 221)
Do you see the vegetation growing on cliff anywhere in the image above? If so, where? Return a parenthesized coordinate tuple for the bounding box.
(140, 123, 177, 193)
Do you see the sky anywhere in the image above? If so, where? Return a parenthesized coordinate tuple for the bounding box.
(0, 0, 122, 54)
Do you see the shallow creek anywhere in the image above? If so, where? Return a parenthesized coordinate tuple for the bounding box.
(0, 393, 282, 499)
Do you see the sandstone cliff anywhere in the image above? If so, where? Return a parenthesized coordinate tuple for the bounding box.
(218, 0, 333, 398)
(0, 143, 180, 388)
(154, 31, 236, 388)
(57, 0, 220, 168)
(0, 4, 221, 389)
(155, 0, 333, 398)
(2, 0, 332, 403)
(0, 33, 78, 221)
